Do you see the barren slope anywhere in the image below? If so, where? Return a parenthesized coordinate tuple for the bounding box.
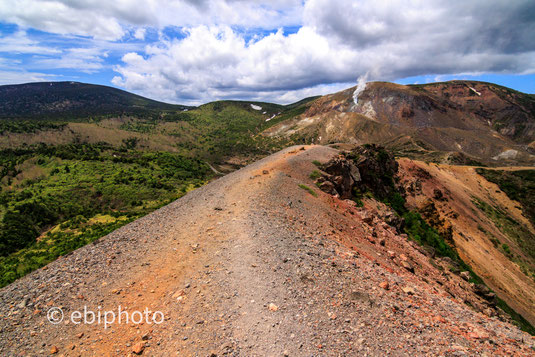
(262, 81, 535, 165)
(398, 160, 535, 326)
(1, 146, 533, 356)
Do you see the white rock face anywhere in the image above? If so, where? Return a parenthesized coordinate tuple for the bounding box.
(250, 104, 262, 110)
(492, 149, 518, 160)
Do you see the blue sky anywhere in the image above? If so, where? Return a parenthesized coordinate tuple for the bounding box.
(0, 1, 534, 105)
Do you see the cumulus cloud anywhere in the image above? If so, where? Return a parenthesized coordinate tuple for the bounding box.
(1, 0, 534, 103)
(111, 0, 535, 103)
(0, 0, 303, 40)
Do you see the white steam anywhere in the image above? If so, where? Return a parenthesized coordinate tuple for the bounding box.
(352, 73, 369, 105)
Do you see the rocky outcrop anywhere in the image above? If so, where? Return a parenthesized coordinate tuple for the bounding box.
(316, 144, 399, 200)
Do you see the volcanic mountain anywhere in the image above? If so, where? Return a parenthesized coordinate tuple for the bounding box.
(263, 81, 535, 165)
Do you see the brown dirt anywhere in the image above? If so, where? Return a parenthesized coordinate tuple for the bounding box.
(1, 146, 534, 356)
(398, 159, 535, 326)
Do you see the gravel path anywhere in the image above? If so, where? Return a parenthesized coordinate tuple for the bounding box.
(1, 145, 533, 356)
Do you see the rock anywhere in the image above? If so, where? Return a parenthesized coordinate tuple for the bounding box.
(382, 211, 404, 233)
(16, 297, 29, 309)
(318, 181, 337, 195)
(401, 260, 414, 273)
(402, 287, 415, 295)
(262, 170, 269, 175)
(484, 292, 497, 304)
(132, 342, 145, 354)
(379, 281, 390, 290)
(50, 346, 59, 354)
(360, 211, 374, 224)
(422, 245, 436, 258)
(433, 188, 446, 201)
(473, 284, 490, 297)
(268, 303, 278, 311)
(387, 251, 396, 259)
(460, 271, 471, 281)
(468, 329, 490, 340)
(320, 155, 361, 199)
(77, 333, 84, 339)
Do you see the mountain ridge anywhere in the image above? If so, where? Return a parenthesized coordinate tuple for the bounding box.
(1, 145, 533, 355)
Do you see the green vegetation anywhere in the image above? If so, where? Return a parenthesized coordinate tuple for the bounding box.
(0, 143, 211, 287)
(0, 121, 67, 134)
(298, 184, 318, 197)
(476, 168, 535, 224)
(343, 146, 534, 334)
(309, 170, 321, 180)
(0, 92, 317, 287)
(471, 196, 535, 262)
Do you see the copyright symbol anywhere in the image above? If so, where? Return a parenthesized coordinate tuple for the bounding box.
(47, 307, 64, 324)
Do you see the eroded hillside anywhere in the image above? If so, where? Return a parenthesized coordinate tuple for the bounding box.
(1, 146, 533, 356)
(263, 81, 535, 165)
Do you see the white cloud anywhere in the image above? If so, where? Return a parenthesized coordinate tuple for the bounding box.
(112, 1, 535, 103)
(0, 70, 56, 85)
(1, 0, 534, 103)
(0, 31, 61, 54)
(32, 47, 107, 73)
(133, 28, 146, 40)
(0, 0, 303, 40)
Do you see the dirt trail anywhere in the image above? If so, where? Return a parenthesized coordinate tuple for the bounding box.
(1, 146, 534, 356)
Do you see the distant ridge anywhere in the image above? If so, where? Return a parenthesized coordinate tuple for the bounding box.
(0, 81, 189, 120)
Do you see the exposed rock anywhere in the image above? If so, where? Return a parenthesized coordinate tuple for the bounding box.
(318, 180, 337, 196)
(460, 271, 471, 281)
(268, 303, 278, 312)
(317, 144, 399, 200)
(402, 287, 415, 295)
(401, 261, 414, 273)
(319, 155, 361, 198)
(132, 342, 145, 355)
(473, 284, 490, 297)
(379, 281, 390, 290)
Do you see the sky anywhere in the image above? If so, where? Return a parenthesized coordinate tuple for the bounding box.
(0, 0, 534, 105)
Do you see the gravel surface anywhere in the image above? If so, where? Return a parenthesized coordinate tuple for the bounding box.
(0, 145, 534, 356)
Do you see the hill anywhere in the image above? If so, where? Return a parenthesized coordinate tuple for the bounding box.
(263, 80, 535, 165)
(0, 81, 188, 120)
(1, 145, 533, 355)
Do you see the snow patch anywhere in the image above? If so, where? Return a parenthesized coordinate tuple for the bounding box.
(468, 86, 481, 96)
(265, 114, 276, 122)
(250, 104, 262, 110)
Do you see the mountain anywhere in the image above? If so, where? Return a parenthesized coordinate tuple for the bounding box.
(263, 80, 535, 164)
(1, 146, 533, 355)
(0, 81, 188, 119)
(1, 80, 535, 350)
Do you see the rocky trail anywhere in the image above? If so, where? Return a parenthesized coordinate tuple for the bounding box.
(1, 146, 534, 356)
